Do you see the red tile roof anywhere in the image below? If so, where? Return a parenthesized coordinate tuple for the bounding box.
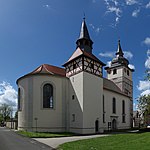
(17, 64, 66, 84)
(30, 64, 66, 76)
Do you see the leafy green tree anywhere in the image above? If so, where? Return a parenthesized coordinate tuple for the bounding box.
(137, 70, 150, 126)
(0, 103, 13, 121)
(145, 69, 150, 81)
(14, 111, 18, 119)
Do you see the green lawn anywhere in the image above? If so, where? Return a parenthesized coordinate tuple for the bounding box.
(58, 132, 150, 150)
(17, 131, 74, 138)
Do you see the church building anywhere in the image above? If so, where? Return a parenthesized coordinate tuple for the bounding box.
(17, 19, 134, 134)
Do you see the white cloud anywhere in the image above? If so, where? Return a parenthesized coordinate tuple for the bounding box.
(107, 6, 122, 17)
(132, 8, 140, 17)
(99, 51, 133, 59)
(115, 17, 119, 24)
(143, 37, 150, 46)
(43, 4, 51, 9)
(106, 61, 111, 67)
(133, 103, 139, 110)
(147, 49, 150, 56)
(128, 64, 135, 70)
(124, 51, 133, 59)
(89, 24, 95, 29)
(99, 51, 114, 58)
(89, 24, 101, 34)
(95, 28, 100, 33)
(146, 2, 150, 8)
(0, 81, 17, 111)
(125, 0, 138, 5)
(104, 0, 122, 25)
(137, 80, 150, 91)
(112, 0, 119, 6)
(141, 89, 150, 96)
(137, 80, 150, 96)
(145, 49, 150, 68)
(145, 57, 150, 68)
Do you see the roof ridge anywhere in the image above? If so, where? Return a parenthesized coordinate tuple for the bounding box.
(42, 64, 54, 75)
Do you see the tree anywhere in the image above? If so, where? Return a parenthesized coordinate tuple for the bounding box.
(137, 70, 150, 126)
(145, 69, 150, 81)
(0, 103, 13, 121)
(14, 111, 18, 119)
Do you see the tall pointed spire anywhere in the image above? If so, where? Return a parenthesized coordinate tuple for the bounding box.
(116, 39, 124, 57)
(76, 17, 93, 53)
(79, 18, 91, 40)
(111, 39, 129, 67)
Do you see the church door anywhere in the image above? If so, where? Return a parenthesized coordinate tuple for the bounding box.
(95, 120, 99, 133)
(112, 119, 117, 130)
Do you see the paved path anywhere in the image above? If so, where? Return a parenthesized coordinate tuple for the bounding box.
(0, 127, 52, 150)
(34, 134, 109, 149)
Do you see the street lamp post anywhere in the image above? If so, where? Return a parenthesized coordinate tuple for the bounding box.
(34, 117, 38, 132)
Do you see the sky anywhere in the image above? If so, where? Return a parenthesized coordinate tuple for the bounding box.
(0, 0, 150, 112)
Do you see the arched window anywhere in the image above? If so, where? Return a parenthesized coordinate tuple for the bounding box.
(103, 95, 105, 123)
(122, 100, 125, 114)
(18, 88, 21, 111)
(113, 69, 117, 75)
(43, 84, 53, 108)
(122, 100, 125, 123)
(112, 97, 116, 114)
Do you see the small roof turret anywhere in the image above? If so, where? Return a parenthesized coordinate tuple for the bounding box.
(105, 40, 134, 71)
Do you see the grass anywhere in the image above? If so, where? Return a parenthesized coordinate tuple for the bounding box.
(58, 132, 150, 150)
(17, 131, 74, 138)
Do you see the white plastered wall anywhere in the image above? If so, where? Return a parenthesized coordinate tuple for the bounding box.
(69, 71, 104, 134)
(103, 89, 131, 130)
(18, 75, 69, 132)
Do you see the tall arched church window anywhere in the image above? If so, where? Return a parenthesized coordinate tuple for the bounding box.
(18, 88, 21, 111)
(112, 97, 116, 114)
(122, 100, 125, 114)
(122, 100, 126, 123)
(43, 84, 53, 108)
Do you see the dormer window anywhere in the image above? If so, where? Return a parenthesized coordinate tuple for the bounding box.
(113, 69, 117, 75)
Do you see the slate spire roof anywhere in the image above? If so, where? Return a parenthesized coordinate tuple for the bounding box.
(116, 39, 124, 57)
(78, 18, 91, 41)
(76, 18, 93, 53)
(105, 40, 134, 71)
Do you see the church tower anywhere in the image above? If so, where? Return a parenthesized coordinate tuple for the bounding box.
(105, 40, 134, 127)
(63, 18, 105, 134)
(63, 18, 105, 77)
(105, 40, 134, 98)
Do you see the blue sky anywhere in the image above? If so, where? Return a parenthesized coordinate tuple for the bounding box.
(0, 0, 150, 111)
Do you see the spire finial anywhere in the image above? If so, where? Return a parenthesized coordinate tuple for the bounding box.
(116, 39, 124, 57)
(83, 12, 85, 20)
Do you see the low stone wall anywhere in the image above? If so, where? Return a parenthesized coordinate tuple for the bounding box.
(6, 120, 18, 129)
